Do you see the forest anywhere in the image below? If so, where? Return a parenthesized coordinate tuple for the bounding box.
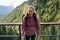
(0, 0, 60, 40)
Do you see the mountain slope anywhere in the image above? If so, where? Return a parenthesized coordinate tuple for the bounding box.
(0, 0, 60, 40)
(0, 1, 27, 23)
(0, 0, 60, 23)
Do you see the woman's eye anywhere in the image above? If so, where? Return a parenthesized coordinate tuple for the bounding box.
(29, 11, 33, 12)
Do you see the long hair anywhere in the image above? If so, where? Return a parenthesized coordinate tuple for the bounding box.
(25, 6, 37, 26)
(26, 6, 36, 19)
(25, 13, 37, 26)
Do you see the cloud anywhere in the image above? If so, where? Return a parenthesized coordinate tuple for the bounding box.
(13, 0, 27, 7)
(0, 0, 27, 7)
(0, 0, 12, 6)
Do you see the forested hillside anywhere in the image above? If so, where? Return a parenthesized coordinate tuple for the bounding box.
(0, 0, 60, 40)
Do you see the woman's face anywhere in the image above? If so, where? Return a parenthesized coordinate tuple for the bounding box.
(27, 7, 34, 16)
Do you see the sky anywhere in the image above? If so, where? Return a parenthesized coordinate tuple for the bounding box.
(0, 0, 27, 8)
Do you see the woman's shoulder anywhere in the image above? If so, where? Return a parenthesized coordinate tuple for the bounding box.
(35, 15, 40, 21)
(23, 15, 27, 20)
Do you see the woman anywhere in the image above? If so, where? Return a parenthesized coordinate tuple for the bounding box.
(21, 6, 40, 40)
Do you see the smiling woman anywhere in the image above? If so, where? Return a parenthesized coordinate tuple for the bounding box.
(0, 0, 27, 8)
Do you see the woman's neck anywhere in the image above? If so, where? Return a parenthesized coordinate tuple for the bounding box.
(29, 14, 33, 17)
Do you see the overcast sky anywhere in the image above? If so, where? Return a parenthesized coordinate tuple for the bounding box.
(0, 0, 27, 8)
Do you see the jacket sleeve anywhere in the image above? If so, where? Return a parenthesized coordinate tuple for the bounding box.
(36, 16, 40, 37)
(21, 17, 26, 37)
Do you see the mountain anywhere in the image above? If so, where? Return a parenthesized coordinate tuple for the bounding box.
(0, 0, 60, 40)
(0, 1, 28, 23)
(0, 6, 14, 16)
(0, 0, 60, 23)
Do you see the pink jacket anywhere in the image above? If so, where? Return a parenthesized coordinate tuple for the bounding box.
(21, 16, 40, 37)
